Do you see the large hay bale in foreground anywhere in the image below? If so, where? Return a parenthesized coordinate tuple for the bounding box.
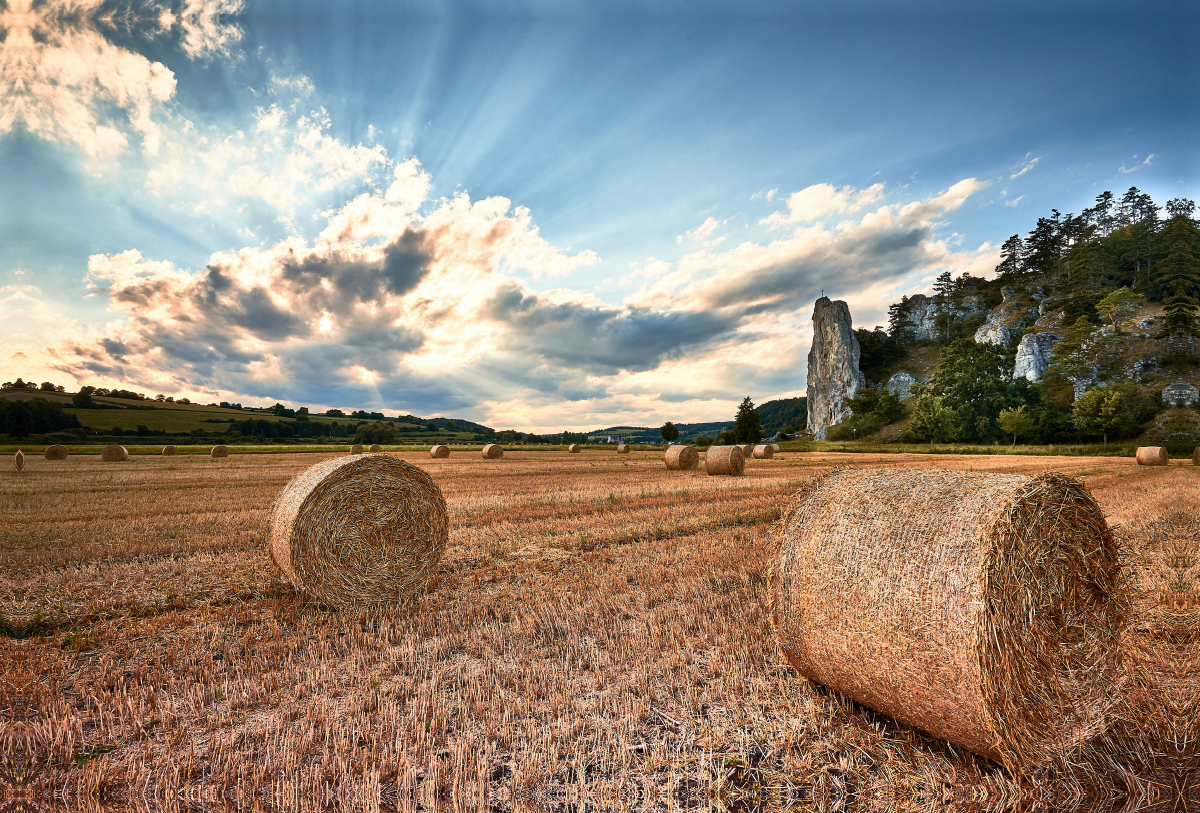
(568, 444, 581, 453)
(704, 445, 744, 476)
(1136, 446, 1169, 466)
(616, 443, 630, 454)
(482, 444, 503, 459)
(211, 445, 230, 459)
(752, 444, 774, 459)
(369, 444, 382, 453)
(13, 451, 24, 472)
(350, 444, 364, 455)
(430, 444, 450, 458)
(161, 446, 177, 457)
(267, 455, 448, 608)
(769, 469, 1123, 769)
(44, 445, 68, 460)
(101, 444, 128, 462)
(664, 445, 699, 471)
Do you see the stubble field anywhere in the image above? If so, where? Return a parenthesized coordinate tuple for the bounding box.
(2, 449, 1196, 812)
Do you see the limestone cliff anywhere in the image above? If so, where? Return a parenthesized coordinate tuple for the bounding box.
(806, 297, 867, 439)
(974, 286, 1041, 346)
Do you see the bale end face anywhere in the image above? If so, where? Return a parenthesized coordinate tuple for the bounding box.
(267, 455, 448, 608)
(752, 444, 774, 459)
(13, 451, 24, 472)
(1136, 446, 1169, 466)
(769, 468, 1124, 770)
(211, 445, 230, 459)
(44, 445, 68, 461)
(430, 444, 450, 458)
(368, 444, 382, 453)
(161, 446, 177, 456)
(616, 443, 630, 454)
(664, 445, 699, 471)
(704, 445, 744, 476)
(101, 444, 128, 462)
(568, 444, 581, 453)
(481, 444, 503, 459)
(350, 444, 364, 455)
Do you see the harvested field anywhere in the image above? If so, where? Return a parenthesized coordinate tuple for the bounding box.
(1, 449, 1195, 811)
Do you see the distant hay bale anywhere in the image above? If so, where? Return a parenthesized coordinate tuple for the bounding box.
(704, 445, 744, 476)
(430, 444, 450, 458)
(568, 444, 581, 453)
(101, 444, 128, 462)
(211, 445, 230, 459)
(769, 469, 1124, 769)
(161, 446, 177, 457)
(482, 444, 503, 459)
(769, 443, 780, 453)
(369, 444, 382, 453)
(1136, 446, 1168, 466)
(267, 455, 448, 608)
(616, 443, 630, 454)
(664, 445, 699, 471)
(351, 444, 364, 455)
(738, 443, 754, 457)
(44, 445, 68, 460)
(752, 444, 774, 459)
(13, 451, 24, 472)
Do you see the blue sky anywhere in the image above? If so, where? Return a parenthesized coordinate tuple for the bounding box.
(2, 0, 1195, 429)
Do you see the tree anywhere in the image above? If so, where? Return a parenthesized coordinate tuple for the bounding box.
(1094, 287, 1145, 334)
(694, 433, 712, 448)
(732, 397, 764, 443)
(353, 421, 400, 445)
(932, 271, 955, 342)
(72, 391, 95, 408)
(924, 338, 1030, 441)
(855, 327, 906, 382)
(887, 297, 913, 342)
(995, 234, 1026, 279)
(1072, 387, 1132, 446)
(997, 405, 1035, 446)
(906, 394, 956, 443)
(659, 422, 679, 443)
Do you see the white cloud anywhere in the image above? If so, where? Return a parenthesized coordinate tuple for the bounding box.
(384, 158, 432, 212)
(751, 188, 778, 201)
(760, 182, 885, 228)
(1009, 156, 1040, 179)
(1118, 153, 1154, 174)
(1004, 195, 1024, 207)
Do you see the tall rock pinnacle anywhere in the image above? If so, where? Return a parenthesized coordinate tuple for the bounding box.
(805, 297, 867, 439)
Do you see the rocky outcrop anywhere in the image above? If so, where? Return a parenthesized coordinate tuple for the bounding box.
(899, 292, 989, 342)
(974, 286, 1040, 346)
(1162, 382, 1199, 409)
(1013, 332, 1061, 383)
(806, 297, 867, 439)
(885, 372, 917, 399)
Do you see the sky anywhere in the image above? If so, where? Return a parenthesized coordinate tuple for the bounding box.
(2, 0, 1196, 430)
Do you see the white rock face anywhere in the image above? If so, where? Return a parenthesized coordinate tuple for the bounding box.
(885, 372, 917, 399)
(902, 294, 939, 342)
(806, 297, 867, 440)
(1013, 332, 1061, 382)
(1162, 382, 1199, 409)
(975, 286, 1039, 346)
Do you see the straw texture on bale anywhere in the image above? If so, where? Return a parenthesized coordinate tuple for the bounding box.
(1136, 446, 1169, 466)
(481, 444, 503, 459)
(13, 451, 24, 472)
(369, 444, 382, 453)
(704, 445, 744, 476)
(44, 445, 68, 460)
(752, 444, 774, 459)
(769, 468, 1124, 769)
(430, 445, 450, 458)
(267, 455, 448, 608)
(161, 446, 177, 456)
(351, 444, 364, 455)
(616, 443, 630, 454)
(101, 444, 128, 462)
(211, 445, 230, 459)
(664, 445, 699, 471)
(568, 444, 581, 453)
(738, 444, 754, 457)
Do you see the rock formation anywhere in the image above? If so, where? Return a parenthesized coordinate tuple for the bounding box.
(899, 292, 988, 342)
(885, 372, 917, 399)
(1013, 333, 1061, 383)
(806, 297, 867, 439)
(1162, 382, 1199, 409)
(974, 286, 1041, 346)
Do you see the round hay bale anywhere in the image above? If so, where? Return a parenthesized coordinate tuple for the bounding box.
(44, 445, 68, 460)
(267, 455, 448, 608)
(664, 445, 699, 471)
(350, 444, 364, 455)
(769, 443, 781, 453)
(616, 443, 630, 454)
(737, 443, 754, 457)
(752, 444, 774, 459)
(14, 450, 25, 472)
(162, 446, 177, 456)
(704, 445, 744, 476)
(769, 469, 1123, 769)
(430, 444, 450, 458)
(101, 444, 128, 462)
(211, 445, 230, 459)
(369, 444, 382, 453)
(482, 444, 503, 459)
(568, 444, 581, 453)
(1136, 446, 1169, 466)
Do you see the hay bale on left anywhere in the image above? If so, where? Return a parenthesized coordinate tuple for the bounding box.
(267, 455, 449, 608)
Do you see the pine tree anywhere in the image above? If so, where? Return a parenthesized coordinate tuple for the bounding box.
(932, 271, 955, 343)
(995, 235, 1026, 279)
(733, 397, 764, 444)
(887, 296, 912, 342)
